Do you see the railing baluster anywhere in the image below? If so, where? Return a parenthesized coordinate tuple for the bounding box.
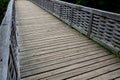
(59, 4, 62, 18)
(70, 7, 74, 26)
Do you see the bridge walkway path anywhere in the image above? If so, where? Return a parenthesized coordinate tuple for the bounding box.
(15, 0, 120, 80)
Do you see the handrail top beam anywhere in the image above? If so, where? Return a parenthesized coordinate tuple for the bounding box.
(52, 0, 120, 21)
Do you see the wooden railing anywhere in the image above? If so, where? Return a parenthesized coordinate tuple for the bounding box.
(31, 0, 120, 56)
(0, 0, 20, 80)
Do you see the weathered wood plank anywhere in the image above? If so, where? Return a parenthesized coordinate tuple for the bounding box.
(20, 53, 112, 78)
(20, 44, 103, 66)
(32, 0, 120, 54)
(0, 62, 2, 80)
(19, 37, 88, 52)
(67, 62, 120, 80)
(19, 41, 91, 58)
(90, 69, 120, 80)
(19, 34, 84, 47)
(20, 49, 106, 72)
(21, 58, 119, 80)
(115, 77, 120, 80)
(16, 0, 120, 80)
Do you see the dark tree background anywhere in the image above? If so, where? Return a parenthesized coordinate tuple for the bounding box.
(0, 0, 9, 24)
(62, 0, 120, 13)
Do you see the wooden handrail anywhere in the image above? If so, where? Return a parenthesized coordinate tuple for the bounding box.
(31, 0, 120, 56)
(0, 0, 20, 80)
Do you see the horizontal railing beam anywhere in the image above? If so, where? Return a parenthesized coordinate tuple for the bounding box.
(52, 0, 120, 21)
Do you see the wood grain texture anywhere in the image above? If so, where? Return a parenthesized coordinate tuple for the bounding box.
(31, 0, 120, 54)
(0, 61, 2, 80)
(16, 0, 120, 80)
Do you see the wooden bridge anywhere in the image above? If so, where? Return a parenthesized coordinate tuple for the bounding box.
(0, 0, 120, 80)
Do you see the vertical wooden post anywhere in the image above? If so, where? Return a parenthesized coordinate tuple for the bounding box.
(52, 1, 54, 13)
(87, 11, 93, 38)
(70, 7, 74, 26)
(59, 4, 62, 18)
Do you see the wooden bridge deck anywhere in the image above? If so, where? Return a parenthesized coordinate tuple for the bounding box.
(16, 0, 120, 80)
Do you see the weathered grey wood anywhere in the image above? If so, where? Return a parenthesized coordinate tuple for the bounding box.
(0, 62, 2, 80)
(67, 62, 120, 80)
(0, 0, 20, 80)
(115, 77, 120, 80)
(0, 0, 13, 79)
(20, 53, 111, 78)
(87, 12, 93, 37)
(20, 44, 103, 65)
(90, 69, 120, 80)
(21, 58, 120, 80)
(20, 49, 106, 72)
(40, 59, 120, 80)
(31, 0, 120, 55)
(16, 1, 120, 80)
(52, 0, 120, 21)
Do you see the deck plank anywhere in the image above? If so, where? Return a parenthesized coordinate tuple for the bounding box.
(20, 54, 112, 78)
(115, 77, 120, 80)
(90, 69, 120, 80)
(67, 62, 120, 80)
(16, 0, 120, 80)
(20, 45, 104, 66)
(20, 49, 108, 72)
(20, 58, 119, 80)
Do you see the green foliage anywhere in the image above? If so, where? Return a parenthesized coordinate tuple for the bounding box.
(0, 0, 9, 24)
(76, 0, 89, 5)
